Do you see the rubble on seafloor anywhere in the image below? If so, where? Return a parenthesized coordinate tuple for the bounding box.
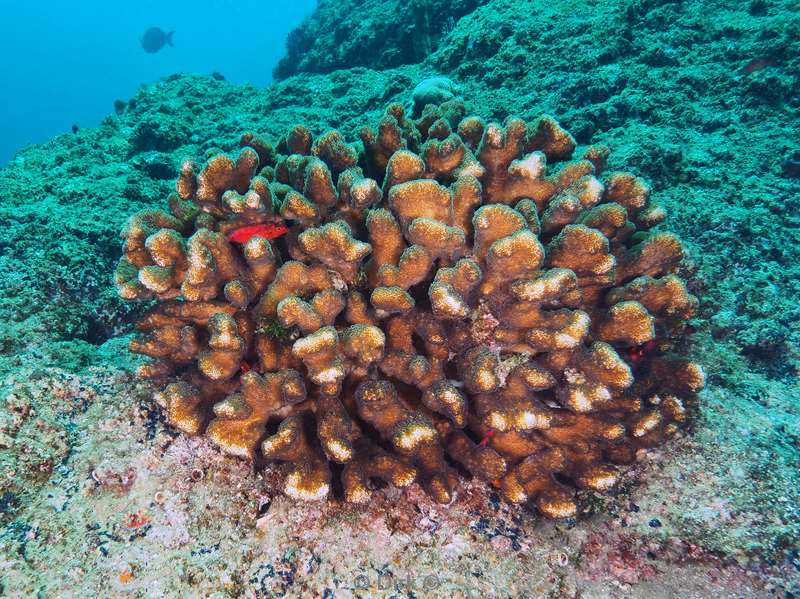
(0, 365, 791, 597)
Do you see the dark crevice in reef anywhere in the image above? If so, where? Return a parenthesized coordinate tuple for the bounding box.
(741, 343, 795, 382)
(130, 120, 192, 155)
(74, 317, 114, 347)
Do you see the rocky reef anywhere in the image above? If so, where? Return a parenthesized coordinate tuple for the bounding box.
(117, 102, 703, 517)
(273, 0, 480, 78)
(1, 0, 798, 596)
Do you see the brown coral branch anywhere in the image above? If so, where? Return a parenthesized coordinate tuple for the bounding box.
(115, 99, 704, 519)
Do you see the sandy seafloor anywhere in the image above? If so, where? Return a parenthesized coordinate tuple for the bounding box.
(0, 0, 798, 597)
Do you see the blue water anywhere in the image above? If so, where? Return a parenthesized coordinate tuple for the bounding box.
(0, 0, 315, 165)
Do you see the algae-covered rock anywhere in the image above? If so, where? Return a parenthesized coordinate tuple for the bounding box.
(273, 0, 482, 79)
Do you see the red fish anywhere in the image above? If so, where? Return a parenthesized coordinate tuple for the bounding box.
(226, 223, 288, 244)
(740, 57, 775, 75)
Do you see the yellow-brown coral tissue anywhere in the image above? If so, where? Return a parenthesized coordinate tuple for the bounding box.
(115, 99, 704, 519)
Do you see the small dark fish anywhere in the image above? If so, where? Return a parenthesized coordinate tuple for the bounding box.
(71, 124, 79, 134)
(739, 56, 775, 75)
(140, 27, 174, 54)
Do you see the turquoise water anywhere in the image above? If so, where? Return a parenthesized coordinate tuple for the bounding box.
(0, 0, 315, 164)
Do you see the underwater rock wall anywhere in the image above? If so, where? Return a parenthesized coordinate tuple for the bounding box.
(273, 0, 482, 79)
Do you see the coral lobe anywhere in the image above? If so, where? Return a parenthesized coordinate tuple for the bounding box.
(115, 99, 703, 518)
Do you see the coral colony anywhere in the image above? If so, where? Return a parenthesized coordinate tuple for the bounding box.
(114, 100, 704, 518)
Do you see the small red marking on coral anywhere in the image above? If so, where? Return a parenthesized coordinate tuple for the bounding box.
(627, 340, 657, 365)
(226, 223, 288, 243)
(239, 360, 253, 384)
(478, 429, 495, 448)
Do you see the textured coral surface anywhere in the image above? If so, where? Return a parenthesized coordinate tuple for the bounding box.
(116, 103, 703, 518)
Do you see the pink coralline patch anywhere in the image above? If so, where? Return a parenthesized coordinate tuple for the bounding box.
(580, 529, 659, 585)
(123, 510, 151, 529)
(91, 463, 137, 494)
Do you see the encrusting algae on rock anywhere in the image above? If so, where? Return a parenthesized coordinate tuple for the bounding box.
(114, 98, 705, 519)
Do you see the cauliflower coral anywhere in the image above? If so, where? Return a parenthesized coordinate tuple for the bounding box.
(115, 99, 704, 518)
